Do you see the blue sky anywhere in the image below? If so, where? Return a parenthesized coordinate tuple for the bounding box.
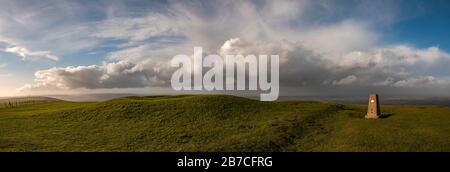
(0, 0, 450, 97)
(384, 0, 450, 51)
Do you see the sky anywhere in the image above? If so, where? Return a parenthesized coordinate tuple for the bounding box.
(0, 0, 450, 98)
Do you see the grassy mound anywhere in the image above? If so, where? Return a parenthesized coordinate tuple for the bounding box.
(0, 95, 449, 152)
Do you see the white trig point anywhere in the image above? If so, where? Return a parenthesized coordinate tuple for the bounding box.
(365, 93, 381, 119)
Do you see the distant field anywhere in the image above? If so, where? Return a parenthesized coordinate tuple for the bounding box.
(0, 95, 449, 152)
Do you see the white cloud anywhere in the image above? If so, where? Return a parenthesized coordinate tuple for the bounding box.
(4, 46, 59, 61)
(18, 60, 174, 92)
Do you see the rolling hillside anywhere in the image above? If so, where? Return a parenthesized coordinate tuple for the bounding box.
(0, 95, 449, 152)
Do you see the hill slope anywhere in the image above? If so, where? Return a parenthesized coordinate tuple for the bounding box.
(0, 95, 449, 152)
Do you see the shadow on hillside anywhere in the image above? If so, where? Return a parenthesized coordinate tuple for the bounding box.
(347, 111, 394, 119)
(379, 113, 394, 119)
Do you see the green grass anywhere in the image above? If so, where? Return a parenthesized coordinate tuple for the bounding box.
(0, 95, 449, 152)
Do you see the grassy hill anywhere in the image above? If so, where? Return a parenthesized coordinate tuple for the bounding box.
(0, 95, 449, 152)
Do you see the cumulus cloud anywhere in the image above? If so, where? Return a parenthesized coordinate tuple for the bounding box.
(18, 60, 174, 92)
(19, 35, 450, 96)
(215, 38, 450, 96)
(4, 46, 59, 61)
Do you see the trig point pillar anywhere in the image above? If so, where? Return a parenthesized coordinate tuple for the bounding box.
(365, 94, 380, 119)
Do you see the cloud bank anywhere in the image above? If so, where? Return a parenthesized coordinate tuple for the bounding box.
(20, 38, 450, 96)
(18, 60, 173, 92)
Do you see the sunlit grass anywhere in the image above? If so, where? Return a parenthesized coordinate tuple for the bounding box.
(0, 95, 448, 152)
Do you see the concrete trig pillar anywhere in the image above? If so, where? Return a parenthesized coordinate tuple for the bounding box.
(366, 94, 380, 119)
